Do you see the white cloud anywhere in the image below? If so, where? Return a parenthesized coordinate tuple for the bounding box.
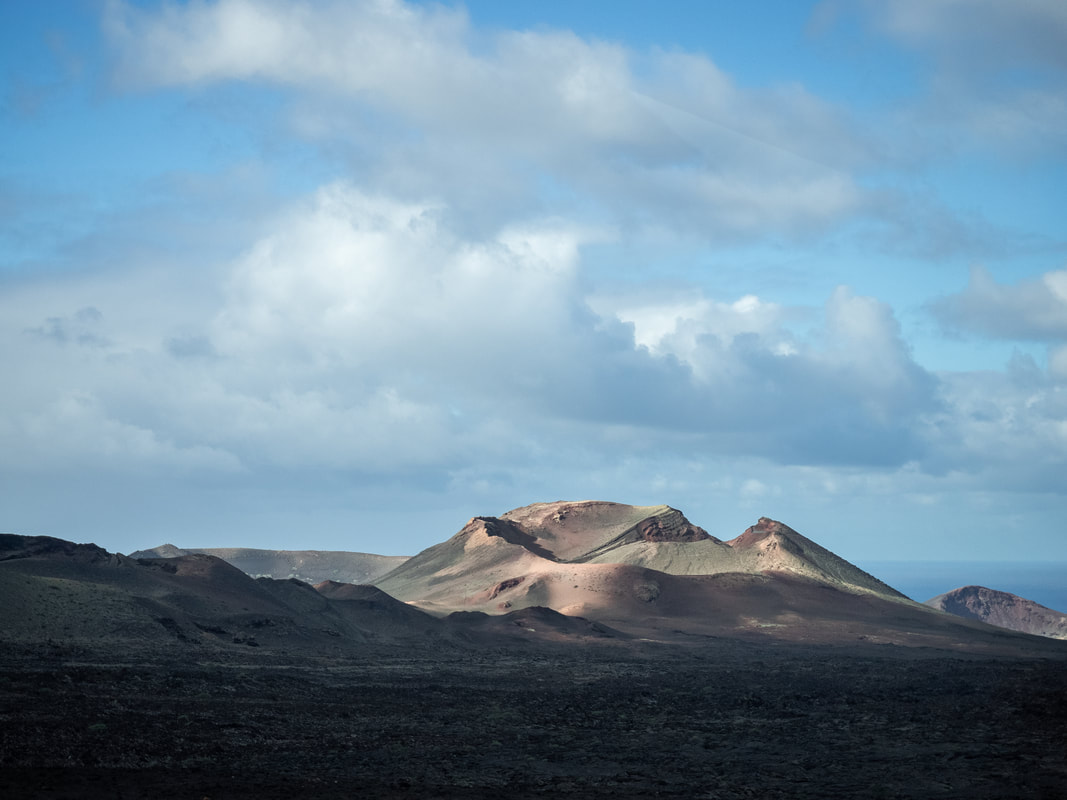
(10, 171, 1064, 508)
(818, 286, 932, 419)
(103, 0, 870, 239)
(212, 182, 593, 385)
(0, 391, 241, 474)
(932, 265, 1067, 340)
(0, 179, 943, 488)
(597, 282, 935, 435)
(588, 290, 789, 373)
(3, 181, 1065, 556)
(923, 363, 1067, 491)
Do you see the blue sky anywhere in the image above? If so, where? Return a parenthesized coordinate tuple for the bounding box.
(2, 1, 1066, 587)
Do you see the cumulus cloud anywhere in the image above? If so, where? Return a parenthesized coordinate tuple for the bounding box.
(597, 281, 935, 440)
(0, 181, 944, 487)
(216, 187, 563, 365)
(228, 187, 941, 464)
(588, 290, 792, 371)
(3, 178, 1064, 555)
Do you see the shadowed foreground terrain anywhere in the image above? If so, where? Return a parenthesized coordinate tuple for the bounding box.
(3, 512, 1067, 798)
(2, 640, 1066, 799)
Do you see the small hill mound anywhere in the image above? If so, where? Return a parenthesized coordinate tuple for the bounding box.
(926, 586, 1067, 640)
(1, 534, 119, 565)
(443, 605, 627, 644)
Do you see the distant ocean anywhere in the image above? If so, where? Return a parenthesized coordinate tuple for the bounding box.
(858, 561, 1067, 614)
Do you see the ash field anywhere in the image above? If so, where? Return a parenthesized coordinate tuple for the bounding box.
(3, 502, 1066, 798)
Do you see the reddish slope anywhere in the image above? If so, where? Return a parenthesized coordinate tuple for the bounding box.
(369, 502, 1064, 649)
(723, 518, 905, 598)
(926, 586, 1067, 640)
(376, 503, 906, 616)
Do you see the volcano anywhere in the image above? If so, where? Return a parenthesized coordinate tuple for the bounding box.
(926, 585, 1067, 640)
(372, 501, 1038, 648)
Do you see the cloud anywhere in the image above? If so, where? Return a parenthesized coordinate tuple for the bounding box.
(0, 179, 945, 491)
(98, 0, 1034, 269)
(931, 265, 1067, 341)
(870, 0, 1067, 74)
(166, 334, 216, 359)
(2, 174, 1064, 558)
(0, 391, 241, 474)
(223, 186, 941, 467)
(853, 0, 1067, 157)
(922, 358, 1067, 491)
(596, 281, 937, 449)
(922, 263, 1067, 487)
(103, 0, 870, 239)
(23, 306, 110, 347)
(211, 183, 595, 385)
(587, 290, 793, 372)
(1049, 345, 1067, 381)
(3, 2, 1061, 556)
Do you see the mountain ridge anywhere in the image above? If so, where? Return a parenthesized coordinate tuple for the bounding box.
(9, 502, 1067, 655)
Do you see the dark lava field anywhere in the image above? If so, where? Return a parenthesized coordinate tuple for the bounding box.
(2, 639, 1066, 799)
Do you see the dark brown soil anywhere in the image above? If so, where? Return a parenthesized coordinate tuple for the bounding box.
(2, 639, 1065, 799)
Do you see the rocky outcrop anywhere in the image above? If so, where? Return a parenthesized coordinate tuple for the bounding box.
(635, 511, 712, 543)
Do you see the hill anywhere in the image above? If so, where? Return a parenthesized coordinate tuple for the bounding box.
(0, 533, 625, 654)
(926, 585, 1067, 640)
(128, 544, 409, 585)
(372, 501, 1057, 650)
(7, 504, 1067, 656)
(0, 533, 436, 652)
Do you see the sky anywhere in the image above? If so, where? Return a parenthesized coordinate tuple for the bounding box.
(2, 1, 1066, 586)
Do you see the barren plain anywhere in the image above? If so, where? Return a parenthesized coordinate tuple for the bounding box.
(2, 638, 1066, 799)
